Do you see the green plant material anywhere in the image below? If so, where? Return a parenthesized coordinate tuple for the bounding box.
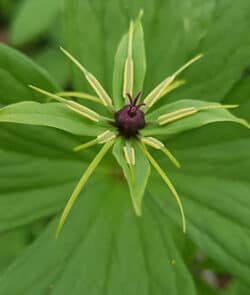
(34, 48, 71, 87)
(0, 1, 250, 293)
(159, 80, 186, 100)
(0, 44, 58, 105)
(0, 101, 106, 136)
(60, 47, 114, 111)
(0, 227, 30, 274)
(73, 130, 116, 152)
(143, 54, 203, 112)
(0, 123, 87, 232)
(113, 11, 146, 108)
(123, 21, 134, 98)
(0, 181, 196, 294)
(0, 0, 17, 21)
(148, 123, 250, 286)
(143, 99, 249, 137)
(139, 143, 186, 233)
(56, 140, 115, 237)
(140, 136, 181, 168)
(56, 91, 101, 104)
(29, 85, 103, 122)
(10, 0, 61, 45)
(0, 8, 248, 240)
(113, 138, 151, 216)
(226, 280, 250, 295)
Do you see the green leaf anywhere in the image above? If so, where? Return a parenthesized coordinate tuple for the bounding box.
(34, 47, 70, 87)
(0, 119, 100, 233)
(10, 0, 61, 45)
(63, 0, 250, 105)
(63, 1, 153, 94)
(56, 140, 114, 237)
(0, 227, 30, 274)
(0, 181, 196, 295)
(0, 44, 58, 105)
(113, 12, 146, 108)
(113, 138, 151, 216)
(148, 124, 250, 286)
(169, 0, 250, 103)
(0, 0, 250, 292)
(226, 280, 250, 295)
(0, 101, 107, 136)
(143, 99, 249, 137)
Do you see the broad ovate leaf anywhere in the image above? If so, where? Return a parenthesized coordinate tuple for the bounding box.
(0, 102, 107, 136)
(0, 44, 58, 105)
(10, 0, 61, 45)
(149, 123, 250, 286)
(0, 122, 89, 232)
(0, 180, 196, 295)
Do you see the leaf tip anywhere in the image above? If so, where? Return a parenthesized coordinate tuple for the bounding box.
(59, 46, 66, 54)
(138, 9, 144, 20)
(133, 201, 142, 216)
(223, 104, 239, 109)
(196, 53, 204, 60)
(241, 119, 250, 129)
(28, 84, 35, 90)
(176, 162, 181, 169)
(55, 223, 62, 239)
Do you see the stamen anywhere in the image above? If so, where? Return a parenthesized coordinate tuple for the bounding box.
(197, 104, 239, 111)
(74, 130, 116, 152)
(143, 77, 173, 110)
(123, 145, 135, 166)
(123, 143, 135, 188)
(159, 80, 186, 99)
(56, 91, 101, 104)
(140, 137, 180, 168)
(29, 85, 101, 122)
(141, 136, 164, 149)
(123, 21, 134, 98)
(157, 107, 197, 125)
(60, 47, 114, 111)
(97, 130, 117, 144)
(143, 54, 203, 111)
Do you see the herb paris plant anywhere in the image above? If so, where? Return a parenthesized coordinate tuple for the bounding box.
(0, 13, 249, 238)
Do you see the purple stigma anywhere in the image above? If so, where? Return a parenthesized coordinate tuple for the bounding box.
(114, 91, 146, 138)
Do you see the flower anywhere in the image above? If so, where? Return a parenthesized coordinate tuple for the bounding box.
(28, 13, 249, 237)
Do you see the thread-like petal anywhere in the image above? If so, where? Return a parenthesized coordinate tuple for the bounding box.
(139, 143, 186, 233)
(56, 140, 115, 237)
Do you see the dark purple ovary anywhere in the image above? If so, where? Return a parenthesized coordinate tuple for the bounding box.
(114, 92, 145, 138)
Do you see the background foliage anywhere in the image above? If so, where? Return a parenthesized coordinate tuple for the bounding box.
(0, 0, 249, 294)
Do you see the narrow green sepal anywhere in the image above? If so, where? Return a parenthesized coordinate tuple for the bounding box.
(113, 138, 150, 216)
